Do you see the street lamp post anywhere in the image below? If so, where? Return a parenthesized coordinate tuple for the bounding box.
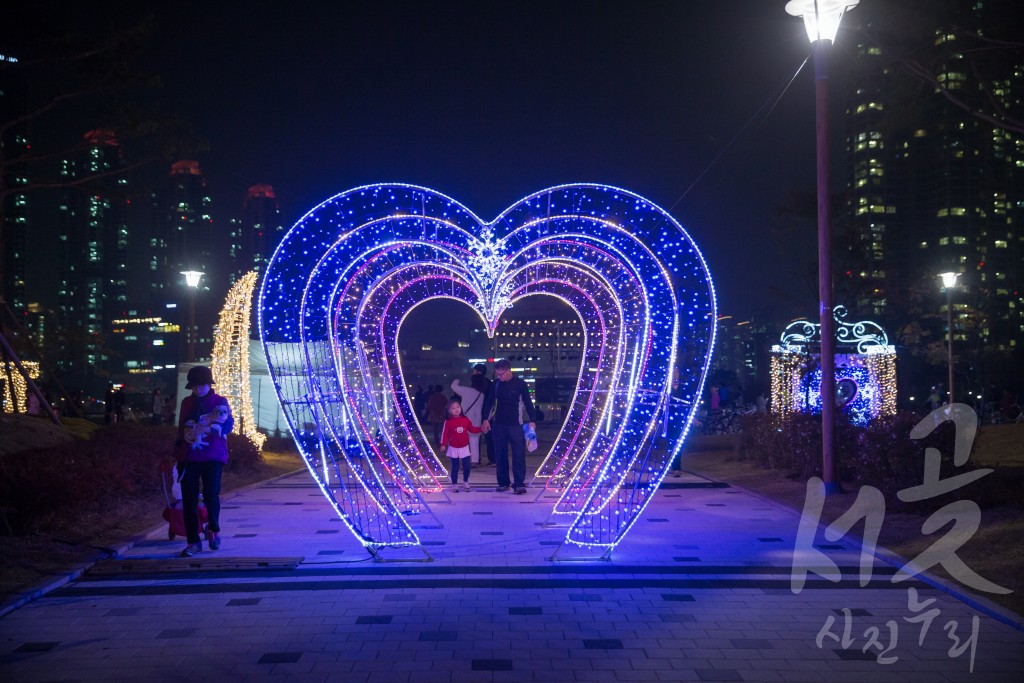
(939, 272, 959, 405)
(785, 0, 858, 495)
(181, 270, 203, 362)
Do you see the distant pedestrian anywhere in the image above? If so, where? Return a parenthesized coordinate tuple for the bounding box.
(421, 385, 435, 421)
(441, 398, 481, 492)
(113, 387, 125, 423)
(473, 363, 495, 466)
(105, 383, 115, 424)
(481, 359, 536, 495)
(425, 384, 448, 445)
(668, 367, 685, 477)
(413, 385, 426, 421)
(27, 391, 41, 416)
(152, 388, 166, 425)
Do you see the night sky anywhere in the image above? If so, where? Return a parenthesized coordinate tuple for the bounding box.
(11, 1, 844, 321)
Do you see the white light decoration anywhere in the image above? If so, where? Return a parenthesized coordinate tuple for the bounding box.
(771, 306, 896, 424)
(211, 271, 266, 450)
(180, 270, 204, 288)
(1, 361, 40, 413)
(785, 0, 859, 44)
(259, 184, 716, 558)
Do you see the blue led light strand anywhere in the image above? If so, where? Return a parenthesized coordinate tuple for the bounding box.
(259, 183, 716, 554)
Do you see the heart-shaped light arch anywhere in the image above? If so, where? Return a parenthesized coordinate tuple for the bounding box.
(259, 183, 716, 556)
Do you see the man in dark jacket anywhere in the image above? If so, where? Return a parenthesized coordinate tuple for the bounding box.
(176, 365, 234, 557)
(473, 363, 495, 466)
(481, 359, 536, 494)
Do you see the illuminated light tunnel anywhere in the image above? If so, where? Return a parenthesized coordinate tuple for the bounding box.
(259, 183, 716, 558)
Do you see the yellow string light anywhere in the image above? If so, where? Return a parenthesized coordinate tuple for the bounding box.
(864, 347, 897, 417)
(1, 361, 40, 414)
(211, 271, 266, 450)
(770, 347, 805, 416)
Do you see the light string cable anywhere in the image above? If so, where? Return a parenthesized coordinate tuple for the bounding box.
(667, 53, 812, 215)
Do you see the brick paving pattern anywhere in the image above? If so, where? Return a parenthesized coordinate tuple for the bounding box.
(1, 465, 1021, 682)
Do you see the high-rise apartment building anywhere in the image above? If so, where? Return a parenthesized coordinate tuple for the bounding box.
(839, 1, 1023, 396)
(149, 160, 217, 361)
(0, 56, 30, 317)
(711, 316, 774, 401)
(229, 184, 284, 285)
(56, 129, 129, 388)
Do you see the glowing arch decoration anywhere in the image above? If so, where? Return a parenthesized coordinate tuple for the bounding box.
(259, 183, 716, 558)
(771, 306, 896, 425)
(211, 270, 266, 450)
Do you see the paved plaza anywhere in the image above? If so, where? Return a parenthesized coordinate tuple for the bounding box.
(1, 459, 1021, 682)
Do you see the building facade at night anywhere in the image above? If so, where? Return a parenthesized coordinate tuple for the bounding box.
(229, 184, 285, 285)
(840, 1, 1024, 398)
(148, 160, 218, 363)
(0, 74, 30, 317)
(56, 129, 130, 390)
(711, 316, 774, 402)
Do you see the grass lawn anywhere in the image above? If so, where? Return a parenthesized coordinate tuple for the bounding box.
(681, 430, 1024, 618)
(0, 414, 303, 607)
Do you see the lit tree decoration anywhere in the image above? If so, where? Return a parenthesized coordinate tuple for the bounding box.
(259, 184, 716, 558)
(211, 271, 266, 450)
(2, 361, 40, 413)
(770, 306, 896, 424)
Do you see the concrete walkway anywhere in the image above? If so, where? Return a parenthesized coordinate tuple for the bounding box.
(1, 458, 1021, 682)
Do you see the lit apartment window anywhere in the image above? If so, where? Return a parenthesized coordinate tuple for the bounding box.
(995, 240, 1008, 248)
(953, 236, 967, 244)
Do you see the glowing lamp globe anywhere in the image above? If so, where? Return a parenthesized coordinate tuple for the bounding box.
(939, 272, 959, 289)
(181, 270, 204, 288)
(785, 0, 859, 44)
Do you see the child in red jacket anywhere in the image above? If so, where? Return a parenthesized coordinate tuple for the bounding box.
(441, 398, 481, 492)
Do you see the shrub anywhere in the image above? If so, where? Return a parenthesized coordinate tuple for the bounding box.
(227, 432, 263, 471)
(0, 423, 167, 534)
(0, 423, 264, 535)
(262, 434, 298, 454)
(738, 410, 980, 511)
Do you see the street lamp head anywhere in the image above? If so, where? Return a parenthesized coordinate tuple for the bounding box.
(939, 271, 959, 289)
(181, 270, 204, 288)
(785, 0, 859, 44)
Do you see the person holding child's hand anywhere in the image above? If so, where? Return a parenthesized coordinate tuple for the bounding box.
(440, 398, 481, 492)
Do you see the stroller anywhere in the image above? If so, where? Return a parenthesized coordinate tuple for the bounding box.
(158, 460, 208, 541)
